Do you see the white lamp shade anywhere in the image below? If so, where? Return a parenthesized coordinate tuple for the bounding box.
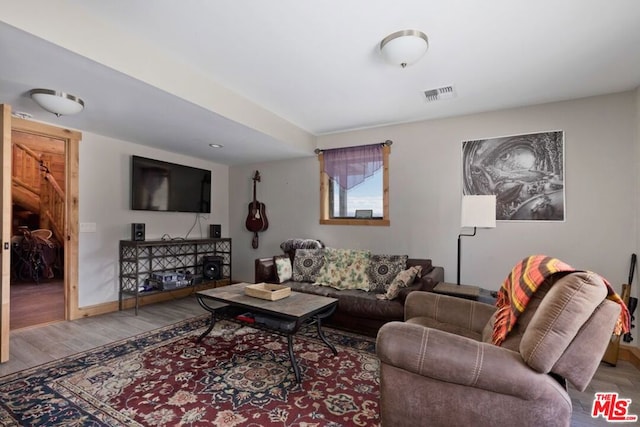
(461, 195, 496, 228)
(380, 29, 429, 67)
(30, 89, 85, 116)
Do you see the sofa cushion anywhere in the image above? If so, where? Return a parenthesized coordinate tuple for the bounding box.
(367, 254, 409, 292)
(407, 259, 433, 282)
(273, 255, 292, 283)
(406, 316, 483, 341)
(287, 281, 404, 320)
(519, 271, 607, 374)
(338, 292, 404, 320)
(287, 281, 338, 298)
(378, 265, 423, 300)
(292, 248, 325, 282)
(314, 248, 371, 291)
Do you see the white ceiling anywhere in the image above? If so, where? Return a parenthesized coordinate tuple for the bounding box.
(1, 1, 640, 165)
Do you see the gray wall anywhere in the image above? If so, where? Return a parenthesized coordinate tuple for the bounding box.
(230, 91, 638, 291)
(78, 133, 229, 307)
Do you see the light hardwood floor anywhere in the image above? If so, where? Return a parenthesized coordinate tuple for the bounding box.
(10, 279, 64, 330)
(0, 296, 638, 426)
(0, 295, 208, 376)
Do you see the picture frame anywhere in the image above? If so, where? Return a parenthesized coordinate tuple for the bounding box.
(461, 130, 565, 221)
(355, 209, 373, 219)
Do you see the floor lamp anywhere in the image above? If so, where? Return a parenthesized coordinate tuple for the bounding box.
(457, 195, 496, 285)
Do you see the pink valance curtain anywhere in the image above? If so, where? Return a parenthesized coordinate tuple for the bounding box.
(323, 144, 383, 190)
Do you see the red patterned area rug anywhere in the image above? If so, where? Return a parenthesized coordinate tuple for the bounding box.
(0, 316, 380, 426)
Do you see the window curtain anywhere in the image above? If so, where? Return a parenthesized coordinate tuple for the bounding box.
(323, 144, 383, 190)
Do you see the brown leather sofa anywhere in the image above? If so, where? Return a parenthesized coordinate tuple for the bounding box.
(376, 271, 622, 426)
(255, 257, 444, 336)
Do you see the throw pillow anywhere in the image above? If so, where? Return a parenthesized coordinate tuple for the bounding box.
(377, 265, 423, 300)
(314, 248, 371, 291)
(367, 254, 409, 293)
(292, 248, 325, 282)
(273, 255, 292, 283)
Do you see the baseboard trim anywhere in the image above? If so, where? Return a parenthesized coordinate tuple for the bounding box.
(74, 281, 227, 319)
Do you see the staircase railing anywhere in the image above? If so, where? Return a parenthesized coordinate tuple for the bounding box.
(40, 172, 65, 244)
(12, 142, 41, 199)
(12, 143, 66, 244)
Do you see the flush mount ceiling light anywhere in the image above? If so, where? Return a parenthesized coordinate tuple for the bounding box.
(30, 88, 85, 117)
(380, 29, 429, 68)
(209, 143, 224, 148)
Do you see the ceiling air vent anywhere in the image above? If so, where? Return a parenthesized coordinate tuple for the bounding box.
(423, 85, 456, 102)
(11, 111, 33, 119)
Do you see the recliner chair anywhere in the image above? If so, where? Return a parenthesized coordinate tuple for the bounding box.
(376, 271, 622, 427)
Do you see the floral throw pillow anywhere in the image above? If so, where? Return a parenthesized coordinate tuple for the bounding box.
(292, 248, 325, 282)
(314, 248, 371, 291)
(367, 254, 409, 293)
(377, 265, 423, 300)
(273, 255, 292, 283)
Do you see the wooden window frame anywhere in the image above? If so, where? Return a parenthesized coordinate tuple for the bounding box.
(319, 144, 390, 226)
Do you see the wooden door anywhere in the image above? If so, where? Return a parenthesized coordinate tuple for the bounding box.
(1, 105, 11, 362)
(0, 109, 81, 362)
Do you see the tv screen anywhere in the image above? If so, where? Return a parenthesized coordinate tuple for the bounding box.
(131, 155, 211, 213)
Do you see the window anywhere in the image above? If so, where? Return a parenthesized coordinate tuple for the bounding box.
(318, 143, 390, 226)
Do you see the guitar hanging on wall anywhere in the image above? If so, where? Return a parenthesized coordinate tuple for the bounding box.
(245, 170, 269, 249)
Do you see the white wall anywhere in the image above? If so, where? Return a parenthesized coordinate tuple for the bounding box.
(72, 90, 638, 311)
(229, 92, 638, 292)
(78, 133, 229, 307)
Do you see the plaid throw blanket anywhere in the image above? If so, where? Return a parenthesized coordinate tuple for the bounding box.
(492, 255, 630, 346)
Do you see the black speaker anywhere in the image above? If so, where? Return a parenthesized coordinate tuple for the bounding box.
(209, 224, 221, 238)
(203, 255, 223, 280)
(131, 223, 145, 241)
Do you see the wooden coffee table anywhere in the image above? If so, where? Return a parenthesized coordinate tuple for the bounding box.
(195, 283, 338, 383)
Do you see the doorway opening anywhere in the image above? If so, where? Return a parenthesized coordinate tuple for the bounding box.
(10, 128, 66, 329)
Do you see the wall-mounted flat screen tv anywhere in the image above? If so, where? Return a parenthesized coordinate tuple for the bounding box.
(131, 155, 211, 213)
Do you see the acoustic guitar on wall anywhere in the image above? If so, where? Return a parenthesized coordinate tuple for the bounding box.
(245, 170, 268, 248)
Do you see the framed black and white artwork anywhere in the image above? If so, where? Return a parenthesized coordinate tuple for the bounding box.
(462, 130, 565, 221)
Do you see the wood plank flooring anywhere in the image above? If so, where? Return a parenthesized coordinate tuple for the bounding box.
(0, 296, 638, 426)
(0, 295, 207, 375)
(571, 358, 640, 426)
(10, 279, 64, 330)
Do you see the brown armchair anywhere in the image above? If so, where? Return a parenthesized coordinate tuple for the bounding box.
(376, 272, 622, 427)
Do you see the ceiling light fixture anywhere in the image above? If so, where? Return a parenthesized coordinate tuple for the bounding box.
(380, 29, 429, 68)
(30, 88, 85, 117)
(209, 143, 224, 148)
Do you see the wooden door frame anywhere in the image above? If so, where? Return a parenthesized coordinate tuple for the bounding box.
(1, 106, 11, 361)
(1, 106, 81, 362)
(10, 118, 81, 323)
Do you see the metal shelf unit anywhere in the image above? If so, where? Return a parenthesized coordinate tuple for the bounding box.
(119, 238, 232, 314)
